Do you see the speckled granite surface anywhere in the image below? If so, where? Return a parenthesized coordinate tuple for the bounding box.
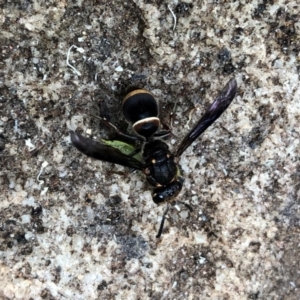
(0, 1, 299, 299)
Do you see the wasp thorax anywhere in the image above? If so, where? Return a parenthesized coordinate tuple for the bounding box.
(143, 140, 177, 186)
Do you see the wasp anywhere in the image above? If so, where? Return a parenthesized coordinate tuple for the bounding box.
(71, 78, 237, 237)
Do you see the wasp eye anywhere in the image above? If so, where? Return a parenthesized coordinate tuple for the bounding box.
(153, 193, 165, 204)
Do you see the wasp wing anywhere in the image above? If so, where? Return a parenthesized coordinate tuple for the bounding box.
(71, 131, 144, 170)
(175, 78, 237, 157)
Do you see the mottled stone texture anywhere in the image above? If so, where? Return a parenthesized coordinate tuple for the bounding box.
(0, 0, 299, 299)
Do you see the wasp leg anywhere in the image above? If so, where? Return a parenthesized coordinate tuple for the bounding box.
(177, 201, 193, 212)
(153, 129, 172, 140)
(90, 114, 143, 142)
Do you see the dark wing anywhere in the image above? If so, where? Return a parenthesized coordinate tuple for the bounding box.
(175, 78, 237, 157)
(70, 131, 144, 170)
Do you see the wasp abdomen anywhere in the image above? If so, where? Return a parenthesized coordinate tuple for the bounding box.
(122, 89, 160, 138)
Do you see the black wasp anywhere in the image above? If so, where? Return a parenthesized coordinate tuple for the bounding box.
(71, 78, 237, 238)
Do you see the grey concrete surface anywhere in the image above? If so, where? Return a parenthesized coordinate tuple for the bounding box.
(0, 1, 299, 299)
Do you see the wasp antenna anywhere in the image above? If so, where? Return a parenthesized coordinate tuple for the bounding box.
(156, 204, 170, 238)
(177, 201, 193, 212)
